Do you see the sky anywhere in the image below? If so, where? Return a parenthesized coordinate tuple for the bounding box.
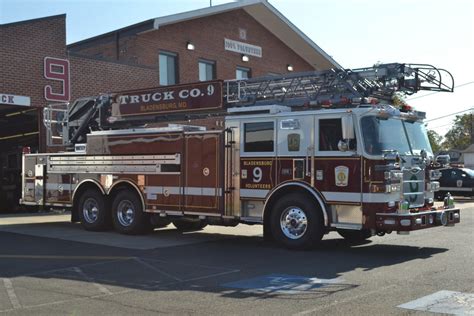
(1, 0, 473, 138)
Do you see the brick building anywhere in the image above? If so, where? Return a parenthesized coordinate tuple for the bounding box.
(0, 0, 339, 210)
(69, 0, 340, 84)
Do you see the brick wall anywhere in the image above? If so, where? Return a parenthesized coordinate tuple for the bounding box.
(0, 15, 67, 108)
(69, 9, 315, 83)
(1, 15, 160, 151)
(68, 53, 159, 100)
(1, 15, 159, 107)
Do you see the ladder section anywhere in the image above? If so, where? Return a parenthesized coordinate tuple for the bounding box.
(43, 102, 69, 147)
(225, 63, 454, 107)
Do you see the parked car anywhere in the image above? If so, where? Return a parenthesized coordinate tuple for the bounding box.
(435, 154, 451, 166)
(436, 167, 474, 200)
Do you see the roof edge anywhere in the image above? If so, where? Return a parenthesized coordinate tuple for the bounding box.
(153, 0, 262, 29)
(256, 1, 342, 69)
(0, 14, 66, 28)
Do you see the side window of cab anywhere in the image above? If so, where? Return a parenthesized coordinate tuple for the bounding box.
(319, 119, 342, 151)
(243, 121, 275, 153)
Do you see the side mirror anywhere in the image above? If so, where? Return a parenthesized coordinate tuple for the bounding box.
(342, 115, 355, 140)
(338, 140, 349, 152)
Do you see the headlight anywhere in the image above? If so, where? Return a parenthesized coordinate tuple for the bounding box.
(384, 171, 403, 181)
(429, 169, 442, 180)
(386, 183, 401, 193)
(426, 181, 440, 192)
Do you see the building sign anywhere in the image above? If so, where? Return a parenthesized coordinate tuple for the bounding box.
(0, 93, 31, 106)
(224, 38, 262, 58)
(111, 80, 223, 119)
(44, 57, 70, 102)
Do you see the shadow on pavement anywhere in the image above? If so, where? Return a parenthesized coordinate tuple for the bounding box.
(0, 228, 449, 308)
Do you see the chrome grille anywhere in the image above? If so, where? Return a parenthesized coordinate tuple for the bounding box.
(402, 168, 425, 207)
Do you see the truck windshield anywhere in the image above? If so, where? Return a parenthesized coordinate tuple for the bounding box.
(361, 116, 433, 156)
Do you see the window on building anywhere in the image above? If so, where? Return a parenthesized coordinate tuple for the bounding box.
(159, 52, 178, 85)
(244, 122, 274, 152)
(199, 59, 216, 81)
(319, 119, 343, 151)
(236, 66, 251, 80)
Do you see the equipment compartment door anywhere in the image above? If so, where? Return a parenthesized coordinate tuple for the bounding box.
(184, 132, 223, 214)
(34, 163, 45, 204)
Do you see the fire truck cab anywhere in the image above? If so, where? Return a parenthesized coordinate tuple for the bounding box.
(21, 63, 461, 249)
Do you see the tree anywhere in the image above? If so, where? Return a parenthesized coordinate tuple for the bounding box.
(427, 129, 443, 153)
(442, 113, 473, 150)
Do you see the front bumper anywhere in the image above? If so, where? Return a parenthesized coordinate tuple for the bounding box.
(375, 208, 460, 231)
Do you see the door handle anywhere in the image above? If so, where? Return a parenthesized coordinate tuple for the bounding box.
(305, 146, 313, 177)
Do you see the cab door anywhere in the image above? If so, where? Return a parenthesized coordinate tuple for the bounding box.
(276, 116, 314, 186)
(315, 115, 362, 229)
(239, 119, 277, 218)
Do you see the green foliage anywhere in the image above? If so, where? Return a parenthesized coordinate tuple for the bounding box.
(427, 129, 443, 153)
(442, 113, 473, 150)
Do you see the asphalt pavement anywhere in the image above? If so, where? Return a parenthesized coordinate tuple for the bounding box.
(0, 199, 473, 315)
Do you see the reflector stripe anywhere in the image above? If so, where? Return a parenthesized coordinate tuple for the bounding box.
(322, 192, 399, 203)
(439, 187, 473, 192)
(145, 186, 222, 200)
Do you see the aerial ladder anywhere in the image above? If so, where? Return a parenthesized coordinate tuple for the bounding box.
(42, 63, 454, 148)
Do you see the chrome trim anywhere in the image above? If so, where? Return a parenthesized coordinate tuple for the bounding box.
(21, 153, 25, 202)
(89, 126, 204, 136)
(72, 179, 105, 203)
(330, 223, 363, 230)
(239, 216, 263, 223)
(44, 202, 73, 207)
(183, 211, 221, 217)
(376, 208, 460, 217)
(263, 182, 329, 226)
(22, 201, 40, 206)
(184, 131, 221, 135)
(164, 211, 184, 216)
(280, 206, 308, 240)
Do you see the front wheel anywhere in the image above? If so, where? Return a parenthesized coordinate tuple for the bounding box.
(111, 190, 151, 235)
(270, 193, 325, 250)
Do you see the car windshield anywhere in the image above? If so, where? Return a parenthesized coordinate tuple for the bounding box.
(360, 116, 433, 156)
(462, 168, 474, 178)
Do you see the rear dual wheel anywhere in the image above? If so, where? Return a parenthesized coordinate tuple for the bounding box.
(78, 189, 111, 231)
(111, 190, 151, 235)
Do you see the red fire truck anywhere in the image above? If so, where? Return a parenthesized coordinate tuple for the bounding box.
(21, 63, 460, 249)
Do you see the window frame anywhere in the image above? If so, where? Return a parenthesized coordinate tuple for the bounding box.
(241, 119, 276, 157)
(316, 115, 355, 157)
(159, 51, 179, 86)
(236, 66, 251, 80)
(198, 58, 216, 82)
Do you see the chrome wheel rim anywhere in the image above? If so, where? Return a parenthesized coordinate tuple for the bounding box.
(82, 198, 99, 223)
(117, 200, 135, 227)
(280, 207, 308, 240)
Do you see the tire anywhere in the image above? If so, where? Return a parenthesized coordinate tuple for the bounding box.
(270, 193, 324, 250)
(337, 229, 372, 243)
(111, 190, 151, 235)
(78, 189, 110, 231)
(172, 219, 207, 231)
(151, 217, 171, 229)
